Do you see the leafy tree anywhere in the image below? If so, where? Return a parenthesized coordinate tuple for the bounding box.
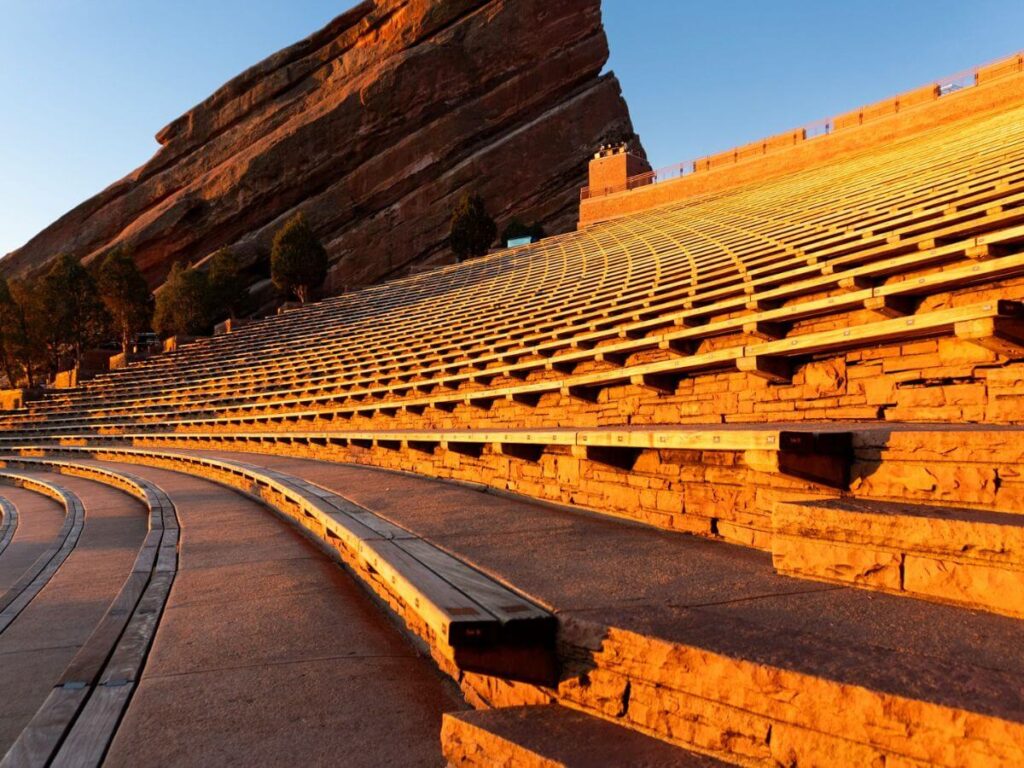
(97, 246, 152, 355)
(271, 214, 328, 303)
(0, 278, 22, 386)
(501, 218, 546, 246)
(153, 262, 211, 338)
(7, 279, 48, 387)
(450, 194, 497, 261)
(39, 253, 108, 370)
(207, 247, 248, 320)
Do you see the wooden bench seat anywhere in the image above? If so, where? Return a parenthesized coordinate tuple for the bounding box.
(0, 498, 15, 560)
(0, 474, 83, 636)
(0, 423, 856, 490)
(0, 458, 178, 767)
(0, 446, 558, 686)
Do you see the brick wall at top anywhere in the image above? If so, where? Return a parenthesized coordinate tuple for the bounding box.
(579, 60, 1024, 227)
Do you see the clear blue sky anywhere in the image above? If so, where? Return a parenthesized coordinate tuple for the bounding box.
(2, 0, 1023, 256)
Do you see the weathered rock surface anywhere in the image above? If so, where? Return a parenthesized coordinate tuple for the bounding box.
(2, 0, 642, 294)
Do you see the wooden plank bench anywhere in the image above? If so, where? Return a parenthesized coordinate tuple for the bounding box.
(0, 446, 559, 686)
(0, 423, 855, 489)
(0, 458, 178, 768)
(0, 497, 16, 559)
(0, 473, 83, 636)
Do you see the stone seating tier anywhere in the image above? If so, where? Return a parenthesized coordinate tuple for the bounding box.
(0, 445, 1016, 767)
(2, 81, 1024, 766)
(6, 104, 1024, 434)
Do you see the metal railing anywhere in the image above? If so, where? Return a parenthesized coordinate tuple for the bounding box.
(581, 161, 693, 200)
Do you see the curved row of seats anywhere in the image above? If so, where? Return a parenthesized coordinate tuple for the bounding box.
(0, 473, 84, 636)
(0, 449, 557, 764)
(0, 498, 16, 558)
(2, 81, 1024, 766)
(6, 104, 1024, 436)
(0, 460, 176, 767)
(2, 443, 1009, 768)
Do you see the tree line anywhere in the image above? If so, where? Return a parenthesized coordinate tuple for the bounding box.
(0, 213, 330, 389)
(0, 196, 539, 389)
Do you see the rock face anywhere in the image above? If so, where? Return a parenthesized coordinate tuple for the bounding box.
(2, 0, 642, 294)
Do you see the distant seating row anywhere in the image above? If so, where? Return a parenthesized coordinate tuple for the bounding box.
(7, 105, 1024, 433)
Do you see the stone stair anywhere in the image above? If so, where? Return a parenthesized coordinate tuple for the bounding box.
(26, 446, 1013, 768)
(442, 705, 730, 767)
(773, 496, 1024, 617)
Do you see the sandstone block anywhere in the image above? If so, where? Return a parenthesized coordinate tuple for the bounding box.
(903, 556, 1024, 617)
(772, 535, 902, 590)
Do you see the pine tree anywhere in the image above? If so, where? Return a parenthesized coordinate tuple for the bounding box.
(0, 278, 22, 387)
(271, 214, 328, 303)
(450, 194, 497, 261)
(98, 246, 152, 355)
(39, 253, 109, 370)
(153, 262, 211, 338)
(207, 247, 247, 320)
(7, 279, 47, 387)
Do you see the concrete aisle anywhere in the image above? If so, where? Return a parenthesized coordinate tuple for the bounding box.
(101, 462, 464, 768)
(198, 452, 1024, 723)
(0, 473, 147, 755)
(0, 485, 65, 592)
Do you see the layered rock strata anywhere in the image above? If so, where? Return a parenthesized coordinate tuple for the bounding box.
(3, 0, 641, 293)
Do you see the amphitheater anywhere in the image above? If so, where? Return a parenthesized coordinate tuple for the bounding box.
(2, 51, 1024, 768)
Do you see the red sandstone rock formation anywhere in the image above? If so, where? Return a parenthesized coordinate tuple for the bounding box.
(2, 0, 642, 295)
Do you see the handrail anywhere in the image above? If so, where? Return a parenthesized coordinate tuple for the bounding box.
(581, 50, 1024, 201)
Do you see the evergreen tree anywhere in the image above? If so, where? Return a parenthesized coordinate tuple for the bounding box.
(450, 194, 497, 261)
(0, 278, 21, 387)
(39, 253, 108, 370)
(207, 247, 247, 320)
(153, 262, 211, 338)
(271, 214, 328, 303)
(98, 246, 152, 355)
(8, 279, 47, 387)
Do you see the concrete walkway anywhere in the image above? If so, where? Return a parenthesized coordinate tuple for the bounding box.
(98, 462, 464, 768)
(0, 473, 146, 755)
(0, 485, 64, 593)
(195, 451, 1024, 723)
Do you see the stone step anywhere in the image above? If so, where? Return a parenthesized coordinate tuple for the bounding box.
(773, 496, 1024, 617)
(24, 446, 1024, 767)
(441, 705, 730, 767)
(542, 595, 1024, 768)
